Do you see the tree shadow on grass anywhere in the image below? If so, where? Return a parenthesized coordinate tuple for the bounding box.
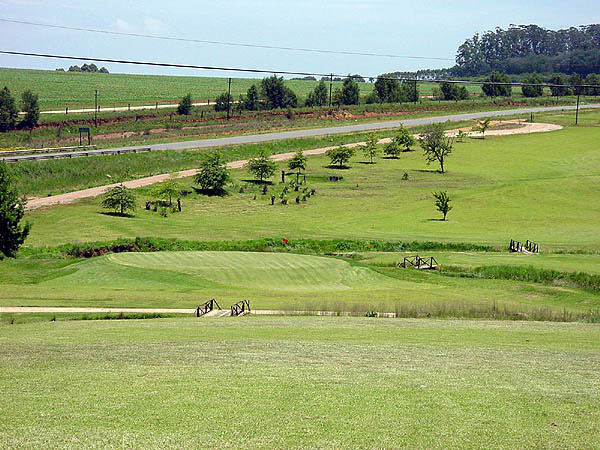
(424, 218, 446, 222)
(240, 179, 274, 185)
(192, 187, 229, 197)
(415, 169, 443, 174)
(357, 161, 376, 165)
(324, 164, 351, 170)
(99, 211, 136, 218)
(382, 156, 400, 160)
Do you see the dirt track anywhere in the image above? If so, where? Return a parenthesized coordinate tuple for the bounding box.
(25, 120, 561, 210)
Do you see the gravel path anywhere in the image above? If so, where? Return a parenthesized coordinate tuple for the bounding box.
(25, 119, 562, 210)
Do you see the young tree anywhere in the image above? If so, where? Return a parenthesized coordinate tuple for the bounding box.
(0, 162, 31, 259)
(482, 71, 512, 97)
(325, 146, 355, 168)
(243, 85, 260, 110)
(393, 126, 416, 151)
(472, 118, 491, 138)
(101, 184, 136, 216)
(288, 150, 307, 183)
(0, 87, 18, 132)
(305, 80, 328, 107)
(177, 94, 193, 115)
(521, 73, 544, 97)
(433, 191, 453, 221)
(340, 75, 360, 105)
(151, 176, 182, 207)
(246, 151, 276, 182)
(194, 151, 229, 193)
(383, 140, 401, 158)
(214, 92, 232, 112)
(419, 123, 453, 173)
(361, 133, 379, 164)
(20, 90, 40, 129)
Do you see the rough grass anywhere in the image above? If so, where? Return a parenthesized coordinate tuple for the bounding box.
(1, 317, 599, 448)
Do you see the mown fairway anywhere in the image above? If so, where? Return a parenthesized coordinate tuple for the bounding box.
(0, 68, 371, 110)
(1, 317, 599, 449)
(25, 125, 600, 251)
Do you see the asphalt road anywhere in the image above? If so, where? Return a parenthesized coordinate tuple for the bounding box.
(4, 103, 598, 162)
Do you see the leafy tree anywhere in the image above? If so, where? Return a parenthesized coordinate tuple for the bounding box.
(549, 74, 570, 96)
(68, 65, 82, 72)
(521, 73, 544, 97)
(482, 71, 512, 97)
(419, 123, 453, 173)
(325, 146, 354, 168)
(243, 85, 260, 110)
(246, 151, 276, 182)
(177, 93, 193, 115)
(101, 184, 136, 216)
(194, 151, 229, 193)
(440, 81, 469, 100)
(0, 87, 18, 132)
(99, 67, 109, 73)
(288, 150, 307, 183)
(569, 73, 584, 95)
(151, 177, 182, 207)
(361, 134, 379, 164)
(260, 75, 297, 109)
(393, 126, 416, 151)
(433, 191, 453, 221)
(305, 80, 328, 107)
(214, 92, 232, 112)
(374, 74, 401, 103)
(340, 75, 360, 105)
(0, 162, 31, 259)
(472, 118, 491, 138)
(20, 90, 40, 129)
(585, 73, 600, 96)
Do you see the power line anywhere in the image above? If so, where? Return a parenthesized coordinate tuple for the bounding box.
(1, 50, 599, 89)
(0, 18, 455, 62)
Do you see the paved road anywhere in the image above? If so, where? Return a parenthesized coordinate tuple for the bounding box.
(4, 103, 598, 163)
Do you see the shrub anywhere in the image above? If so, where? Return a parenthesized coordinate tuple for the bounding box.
(101, 184, 136, 215)
(0, 87, 18, 132)
(0, 161, 31, 258)
(326, 146, 355, 168)
(214, 92, 233, 112)
(194, 152, 229, 193)
(177, 94, 193, 115)
(20, 90, 40, 129)
(246, 150, 276, 182)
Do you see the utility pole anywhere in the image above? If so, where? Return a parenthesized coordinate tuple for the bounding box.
(329, 74, 333, 107)
(575, 94, 580, 125)
(227, 77, 231, 121)
(94, 89, 98, 127)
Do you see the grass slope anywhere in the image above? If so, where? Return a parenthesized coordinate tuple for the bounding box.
(25, 125, 600, 251)
(1, 317, 599, 448)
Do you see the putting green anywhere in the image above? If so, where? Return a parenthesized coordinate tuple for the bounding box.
(50, 251, 398, 292)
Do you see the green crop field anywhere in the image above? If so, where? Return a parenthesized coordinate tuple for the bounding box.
(1, 317, 599, 448)
(0, 67, 372, 110)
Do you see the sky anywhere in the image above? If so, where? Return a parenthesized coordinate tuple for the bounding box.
(0, 0, 599, 79)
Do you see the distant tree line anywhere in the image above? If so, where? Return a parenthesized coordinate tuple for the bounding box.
(56, 63, 109, 73)
(454, 24, 600, 76)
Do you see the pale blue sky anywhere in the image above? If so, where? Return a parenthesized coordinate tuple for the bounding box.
(1, 0, 599, 78)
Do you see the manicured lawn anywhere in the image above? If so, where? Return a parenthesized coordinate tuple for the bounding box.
(1, 317, 598, 448)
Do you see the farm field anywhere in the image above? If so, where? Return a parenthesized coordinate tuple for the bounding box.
(24, 125, 600, 251)
(1, 317, 599, 448)
(0, 67, 369, 110)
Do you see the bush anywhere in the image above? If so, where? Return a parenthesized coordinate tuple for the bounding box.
(246, 150, 276, 182)
(101, 184, 136, 216)
(521, 73, 544, 97)
(177, 94, 193, 115)
(305, 80, 328, 107)
(243, 85, 260, 110)
(440, 81, 469, 100)
(0, 161, 31, 258)
(260, 75, 297, 109)
(482, 71, 512, 97)
(326, 146, 355, 167)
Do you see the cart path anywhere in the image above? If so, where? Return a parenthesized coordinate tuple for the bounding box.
(0, 306, 396, 317)
(24, 120, 562, 210)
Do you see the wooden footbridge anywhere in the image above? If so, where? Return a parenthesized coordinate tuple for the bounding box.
(509, 239, 539, 253)
(195, 299, 251, 317)
(398, 255, 438, 270)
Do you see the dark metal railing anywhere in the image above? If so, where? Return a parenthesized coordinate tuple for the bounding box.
(195, 298, 221, 317)
(231, 300, 251, 317)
